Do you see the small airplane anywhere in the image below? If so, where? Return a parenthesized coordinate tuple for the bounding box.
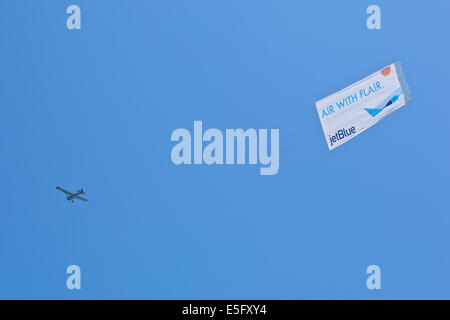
(56, 187, 88, 202)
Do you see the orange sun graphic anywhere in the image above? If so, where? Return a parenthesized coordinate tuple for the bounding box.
(381, 66, 391, 76)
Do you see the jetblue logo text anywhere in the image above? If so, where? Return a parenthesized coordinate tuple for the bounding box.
(171, 121, 279, 175)
(329, 126, 356, 147)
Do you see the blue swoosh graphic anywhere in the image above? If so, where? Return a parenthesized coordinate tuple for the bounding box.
(364, 88, 404, 117)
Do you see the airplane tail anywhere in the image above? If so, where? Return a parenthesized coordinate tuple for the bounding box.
(78, 188, 85, 194)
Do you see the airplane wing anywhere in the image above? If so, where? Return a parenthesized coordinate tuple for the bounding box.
(56, 187, 73, 195)
(73, 195, 88, 202)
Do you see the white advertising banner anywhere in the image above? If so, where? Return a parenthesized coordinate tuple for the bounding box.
(315, 62, 411, 150)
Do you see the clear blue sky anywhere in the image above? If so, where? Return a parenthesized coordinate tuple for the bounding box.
(1, 0, 449, 299)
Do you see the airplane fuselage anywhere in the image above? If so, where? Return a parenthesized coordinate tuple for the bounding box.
(67, 192, 82, 201)
(57, 186, 88, 202)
